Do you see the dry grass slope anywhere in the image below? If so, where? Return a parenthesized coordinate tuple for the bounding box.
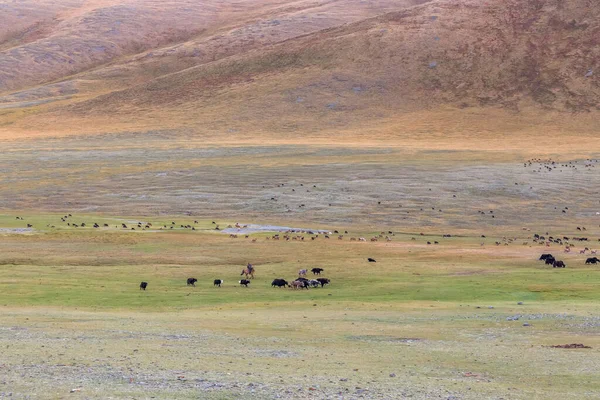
(1, 0, 599, 142)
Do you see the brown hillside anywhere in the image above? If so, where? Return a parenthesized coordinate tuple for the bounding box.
(1, 0, 599, 142)
(0, 0, 429, 94)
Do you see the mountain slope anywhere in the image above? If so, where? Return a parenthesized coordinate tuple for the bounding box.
(0, 0, 429, 101)
(1, 0, 599, 140)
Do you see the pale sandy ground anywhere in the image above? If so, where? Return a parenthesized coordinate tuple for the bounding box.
(1, 305, 599, 399)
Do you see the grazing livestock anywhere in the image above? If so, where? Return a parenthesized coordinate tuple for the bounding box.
(316, 278, 330, 287)
(544, 257, 556, 265)
(139, 282, 148, 291)
(311, 268, 324, 275)
(367, 258, 376, 262)
(585, 257, 599, 264)
(187, 278, 198, 286)
(553, 260, 566, 268)
(308, 279, 320, 288)
(271, 279, 289, 288)
(539, 254, 554, 261)
(213, 279, 224, 287)
(239, 279, 251, 287)
(290, 280, 309, 289)
(298, 269, 307, 277)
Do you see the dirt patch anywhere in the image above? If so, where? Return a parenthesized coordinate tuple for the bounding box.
(548, 343, 591, 349)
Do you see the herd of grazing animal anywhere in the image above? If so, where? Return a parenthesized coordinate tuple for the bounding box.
(32, 214, 600, 258)
(17, 214, 600, 294)
(271, 268, 331, 290)
(26, 213, 600, 254)
(538, 254, 567, 268)
(538, 244, 600, 268)
(272, 277, 330, 289)
(139, 265, 331, 291)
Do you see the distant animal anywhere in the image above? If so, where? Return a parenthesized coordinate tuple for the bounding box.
(308, 279, 320, 288)
(585, 257, 599, 264)
(367, 258, 376, 262)
(298, 269, 307, 276)
(290, 280, 309, 289)
(239, 279, 251, 287)
(316, 278, 330, 287)
(213, 279, 224, 287)
(553, 260, 566, 268)
(544, 257, 556, 265)
(187, 278, 198, 286)
(539, 254, 553, 261)
(311, 268, 324, 275)
(271, 279, 289, 288)
(139, 282, 148, 290)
